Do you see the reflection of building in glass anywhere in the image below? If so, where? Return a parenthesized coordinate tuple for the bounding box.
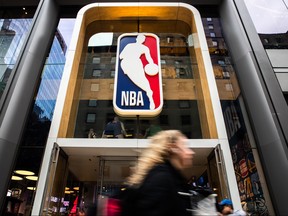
(75, 31, 200, 139)
(35, 30, 66, 120)
(0, 19, 32, 98)
(0, 20, 15, 82)
(259, 32, 288, 49)
(55, 29, 68, 55)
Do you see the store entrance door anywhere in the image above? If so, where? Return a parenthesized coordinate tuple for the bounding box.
(39, 143, 69, 215)
(207, 144, 230, 201)
(33, 139, 237, 215)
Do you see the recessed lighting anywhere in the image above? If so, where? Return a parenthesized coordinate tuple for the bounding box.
(27, 187, 36, 191)
(23, 7, 26, 10)
(14, 170, 35, 176)
(25, 176, 38, 181)
(11, 176, 23, 180)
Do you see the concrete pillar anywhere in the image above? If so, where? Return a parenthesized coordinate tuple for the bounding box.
(0, 0, 59, 212)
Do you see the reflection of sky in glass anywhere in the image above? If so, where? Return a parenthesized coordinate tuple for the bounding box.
(88, 33, 113, 46)
(244, 0, 288, 33)
(57, 19, 75, 50)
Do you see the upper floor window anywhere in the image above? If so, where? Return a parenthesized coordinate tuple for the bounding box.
(92, 57, 100, 64)
(208, 25, 214, 30)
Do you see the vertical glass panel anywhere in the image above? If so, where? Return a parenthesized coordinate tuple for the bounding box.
(203, 17, 270, 215)
(0, 18, 32, 99)
(9, 18, 76, 216)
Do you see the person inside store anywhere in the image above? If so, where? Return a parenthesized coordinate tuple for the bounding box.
(120, 130, 195, 216)
(88, 128, 97, 138)
(217, 199, 247, 216)
(103, 116, 127, 138)
(144, 120, 162, 138)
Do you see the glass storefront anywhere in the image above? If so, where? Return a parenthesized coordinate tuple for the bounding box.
(31, 3, 247, 215)
(59, 9, 218, 139)
(74, 28, 203, 139)
(5, 3, 274, 216)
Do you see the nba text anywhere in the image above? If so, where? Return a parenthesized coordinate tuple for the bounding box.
(121, 91, 144, 106)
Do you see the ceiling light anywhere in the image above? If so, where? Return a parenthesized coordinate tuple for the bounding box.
(11, 176, 23, 181)
(65, 187, 70, 191)
(27, 187, 36, 191)
(14, 170, 35, 176)
(25, 176, 38, 181)
(73, 187, 79, 191)
(65, 191, 71, 194)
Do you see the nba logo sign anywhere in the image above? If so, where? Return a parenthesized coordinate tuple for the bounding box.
(113, 33, 163, 117)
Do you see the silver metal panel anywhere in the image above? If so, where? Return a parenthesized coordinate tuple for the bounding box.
(266, 49, 288, 68)
(276, 73, 288, 92)
(274, 68, 288, 73)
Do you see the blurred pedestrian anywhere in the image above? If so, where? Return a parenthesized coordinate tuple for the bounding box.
(121, 130, 195, 216)
(217, 199, 247, 216)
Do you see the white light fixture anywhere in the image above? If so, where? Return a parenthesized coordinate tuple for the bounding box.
(27, 187, 36, 191)
(11, 176, 23, 181)
(14, 170, 35, 176)
(25, 176, 38, 181)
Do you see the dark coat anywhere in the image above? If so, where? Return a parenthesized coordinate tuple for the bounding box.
(121, 161, 191, 216)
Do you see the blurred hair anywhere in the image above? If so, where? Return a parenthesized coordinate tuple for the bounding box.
(126, 130, 184, 186)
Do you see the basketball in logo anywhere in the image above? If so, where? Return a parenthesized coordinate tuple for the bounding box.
(113, 33, 163, 117)
(144, 63, 159, 76)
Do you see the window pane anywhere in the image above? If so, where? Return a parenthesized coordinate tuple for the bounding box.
(86, 113, 96, 123)
(0, 19, 33, 100)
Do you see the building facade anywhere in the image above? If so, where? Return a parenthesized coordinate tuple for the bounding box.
(0, 0, 287, 215)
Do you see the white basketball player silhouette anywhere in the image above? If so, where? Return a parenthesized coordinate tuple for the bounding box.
(120, 34, 158, 110)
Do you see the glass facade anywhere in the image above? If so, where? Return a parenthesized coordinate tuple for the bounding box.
(0, 7, 36, 100)
(7, 18, 75, 216)
(74, 28, 202, 139)
(3, 3, 281, 216)
(60, 14, 217, 139)
(204, 17, 270, 215)
(0, 18, 32, 99)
